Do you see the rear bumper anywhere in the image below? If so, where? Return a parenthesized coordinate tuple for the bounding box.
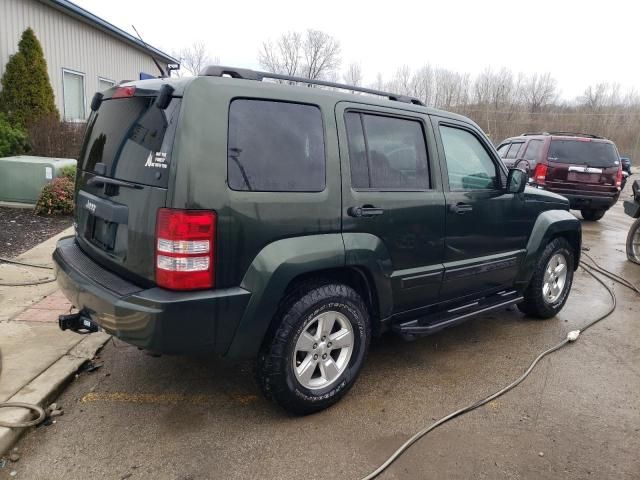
(545, 189, 620, 210)
(53, 237, 251, 355)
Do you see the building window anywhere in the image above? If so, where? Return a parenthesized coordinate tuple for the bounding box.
(62, 69, 85, 121)
(98, 77, 116, 92)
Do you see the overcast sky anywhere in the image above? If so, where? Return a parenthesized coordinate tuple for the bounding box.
(75, 0, 638, 99)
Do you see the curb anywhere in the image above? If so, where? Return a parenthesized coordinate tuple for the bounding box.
(0, 332, 110, 455)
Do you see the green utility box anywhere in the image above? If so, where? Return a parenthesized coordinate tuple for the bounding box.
(0, 156, 77, 204)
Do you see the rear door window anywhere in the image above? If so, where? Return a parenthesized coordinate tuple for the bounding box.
(227, 99, 325, 192)
(344, 112, 430, 190)
(548, 140, 619, 168)
(79, 96, 180, 188)
(523, 139, 544, 162)
(505, 142, 523, 159)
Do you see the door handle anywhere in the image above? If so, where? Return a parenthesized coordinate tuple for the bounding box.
(450, 202, 473, 214)
(348, 206, 385, 217)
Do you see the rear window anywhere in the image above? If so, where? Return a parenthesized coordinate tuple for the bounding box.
(227, 99, 325, 192)
(548, 139, 619, 168)
(79, 96, 181, 188)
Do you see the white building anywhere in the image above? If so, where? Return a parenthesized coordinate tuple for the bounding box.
(0, 0, 179, 121)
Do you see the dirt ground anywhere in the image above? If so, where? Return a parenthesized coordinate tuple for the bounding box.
(0, 207, 72, 258)
(1, 196, 639, 480)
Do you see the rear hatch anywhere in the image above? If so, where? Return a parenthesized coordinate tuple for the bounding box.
(75, 84, 181, 286)
(545, 138, 620, 195)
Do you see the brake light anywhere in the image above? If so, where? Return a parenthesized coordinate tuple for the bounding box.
(533, 163, 548, 185)
(155, 209, 216, 290)
(615, 166, 623, 188)
(112, 86, 136, 99)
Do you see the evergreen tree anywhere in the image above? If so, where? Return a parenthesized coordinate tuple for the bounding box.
(0, 28, 59, 127)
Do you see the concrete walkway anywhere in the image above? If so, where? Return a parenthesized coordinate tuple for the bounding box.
(0, 228, 109, 454)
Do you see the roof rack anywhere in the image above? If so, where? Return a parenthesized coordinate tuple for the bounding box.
(520, 131, 603, 139)
(200, 65, 425, 106)
(547, 131, 604, 139)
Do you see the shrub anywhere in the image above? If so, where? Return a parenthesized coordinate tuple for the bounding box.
(0, 28, 58, 128)
(0, 113, 28, 157)
(60, 164, 77, 181)
(35, 176, 74, 216)
(27, 114, 85, 158)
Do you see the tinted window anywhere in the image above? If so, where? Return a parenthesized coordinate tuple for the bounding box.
(79, 97, 181, 188)
(228, 100, 325, 192)
(497, 143, 510, 158)
(548, 139, 619, 168)
(506, 142, 523, 159)
(345, 112, 429, 190)
(524, 139, 544, 162)
(440, 125, 498, 191)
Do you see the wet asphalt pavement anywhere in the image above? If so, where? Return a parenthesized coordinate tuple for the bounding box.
(2, 192, 639, 480)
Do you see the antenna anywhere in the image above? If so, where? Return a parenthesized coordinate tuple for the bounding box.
(131, 25, 167, 78)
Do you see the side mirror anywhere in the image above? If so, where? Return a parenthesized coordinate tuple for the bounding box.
(507, 168, 527, 194)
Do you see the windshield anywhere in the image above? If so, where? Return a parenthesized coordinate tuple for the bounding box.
(78, 96, 181, 188)
(548, 139, 619, 168)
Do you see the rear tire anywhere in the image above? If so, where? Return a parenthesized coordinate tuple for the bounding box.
(256, 283, 370, 415)
(627, 217, 640, 265)
(581, 208, 606, 221)
(518, 237, 574, 319)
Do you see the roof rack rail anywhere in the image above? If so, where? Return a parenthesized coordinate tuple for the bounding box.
(520, 131, 604, 139)
(199, 65, 425, 106)
(547, 131, 604, 139)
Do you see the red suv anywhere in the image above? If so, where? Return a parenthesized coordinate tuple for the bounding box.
(497, 132, 623, 221)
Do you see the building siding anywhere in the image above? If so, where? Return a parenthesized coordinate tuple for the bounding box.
(0, 0, 169, 119)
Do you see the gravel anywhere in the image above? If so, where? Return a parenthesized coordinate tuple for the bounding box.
(0, 207, 72, 258)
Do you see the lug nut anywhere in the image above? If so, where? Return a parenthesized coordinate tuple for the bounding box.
(321, 336, 326, 341)
(322, 353, 327, 359)
(327, 342, 332, 347)
(313, 343, 318, 349)
(313, 354, 318, 360)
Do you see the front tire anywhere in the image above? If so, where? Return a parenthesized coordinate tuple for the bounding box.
(581, 208, 606, 221)
(257, 283, 370, 415)
(518, 237, 574, 319)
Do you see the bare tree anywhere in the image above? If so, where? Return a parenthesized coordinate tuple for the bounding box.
(521, 72, 557, 113)
(343, 62, 363, 88)
(580, 83, 608, 112)
(433, 68, 470, 109)
(302, 30, 341, 80)
(258, 31, 302, 76)
(386, 65, 412, 96)
(411, 64, 434, 106)
(371, 72, 385, 91)
(173, 41, 218, 77)
(259, 29, 341, 81)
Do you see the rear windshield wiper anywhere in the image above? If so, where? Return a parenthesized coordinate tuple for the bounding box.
(88, 176, 144, 189)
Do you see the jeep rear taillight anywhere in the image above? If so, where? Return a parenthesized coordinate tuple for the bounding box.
(615, 166, 623, 188)
(533, 163, 548, 185)
(155, 209, 216, 290)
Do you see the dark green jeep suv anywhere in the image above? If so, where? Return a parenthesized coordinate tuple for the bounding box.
(53, 66, 581, 414)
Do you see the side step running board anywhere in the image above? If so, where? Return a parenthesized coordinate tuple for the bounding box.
(392, 293, 523, 338)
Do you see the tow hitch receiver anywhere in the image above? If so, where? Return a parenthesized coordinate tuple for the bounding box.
(58, 311, 99, 334)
